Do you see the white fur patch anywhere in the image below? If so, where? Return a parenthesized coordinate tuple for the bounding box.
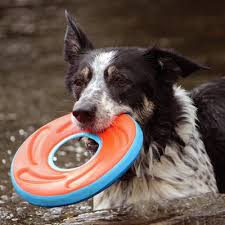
(91, 51, 116, 77)
(173, 85, 197, 143)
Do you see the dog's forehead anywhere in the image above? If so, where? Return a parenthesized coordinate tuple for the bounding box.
(91, 51, 116, 74)
(78, 51, 117, 99)
(82, 48, 146, 76)
(85, 50, 117, 76)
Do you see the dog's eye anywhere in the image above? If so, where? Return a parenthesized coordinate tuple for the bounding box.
(105, 66, 132, 88)
(111, 76, 131, 87)
(74, 79, 84, 87)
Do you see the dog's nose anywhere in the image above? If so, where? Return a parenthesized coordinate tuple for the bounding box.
(72, 104, 96, 124)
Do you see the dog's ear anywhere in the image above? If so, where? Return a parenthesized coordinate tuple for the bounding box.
(144, 46, 209, 82)
(64, 10, 94, 64)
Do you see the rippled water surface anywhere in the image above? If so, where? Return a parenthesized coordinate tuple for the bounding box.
(1, 0, 225, 224)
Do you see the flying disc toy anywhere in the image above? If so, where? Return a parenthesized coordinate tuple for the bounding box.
(11, 113, 143, 207)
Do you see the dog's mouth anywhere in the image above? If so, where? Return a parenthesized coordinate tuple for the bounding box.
(75, 119, 113, 133)
(72, 111, 133, 133)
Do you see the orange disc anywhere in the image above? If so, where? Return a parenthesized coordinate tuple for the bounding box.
(11, 114, 143, 207)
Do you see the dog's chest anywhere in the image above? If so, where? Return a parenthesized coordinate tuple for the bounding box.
(93, 132, 217, 210)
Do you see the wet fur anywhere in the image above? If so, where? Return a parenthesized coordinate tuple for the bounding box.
(63, 11, 225, 210)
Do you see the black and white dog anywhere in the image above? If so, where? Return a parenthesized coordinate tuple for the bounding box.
(64, 11, 225, 210)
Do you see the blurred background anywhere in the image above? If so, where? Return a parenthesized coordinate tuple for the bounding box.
(0, 0, 225, 223)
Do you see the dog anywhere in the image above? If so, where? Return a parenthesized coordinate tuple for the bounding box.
(63, 11, 225, 210)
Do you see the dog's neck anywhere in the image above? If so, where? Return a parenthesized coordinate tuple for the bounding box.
(93, 85, 217, 210)
(142, 85, 187, 158)
(143, 85, 196, 156)
(133, 85, 199, 177)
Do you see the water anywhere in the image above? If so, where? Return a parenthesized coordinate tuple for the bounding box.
(1, 0, 225, 224)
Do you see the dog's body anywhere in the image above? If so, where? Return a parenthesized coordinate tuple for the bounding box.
(93, 84, 218, 209)
(63, 11, 225, 210)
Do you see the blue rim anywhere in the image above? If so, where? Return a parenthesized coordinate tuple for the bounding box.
(10, 118, 143, 207)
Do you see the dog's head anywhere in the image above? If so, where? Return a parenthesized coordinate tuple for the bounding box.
(64, 11, 207, 132)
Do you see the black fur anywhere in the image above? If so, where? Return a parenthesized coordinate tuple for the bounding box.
(191, 77, 225, 192)
(64, 10, 93, 64)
